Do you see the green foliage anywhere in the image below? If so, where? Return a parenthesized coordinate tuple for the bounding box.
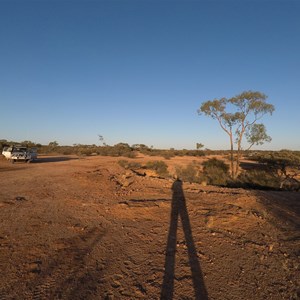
(196, 143, 204, 150)
(145, 160, 170, 178)
(202, 158, 229, 186)
(198, 90, 275, 179)
(245, 123, 271, 147)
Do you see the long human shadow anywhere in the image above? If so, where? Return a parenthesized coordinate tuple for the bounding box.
(161, 179, 208, 300)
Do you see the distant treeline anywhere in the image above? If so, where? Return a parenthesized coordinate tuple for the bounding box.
(1, 139, 299, 159)
(2, 139, 300, 190)
(0, 140, 205, 158)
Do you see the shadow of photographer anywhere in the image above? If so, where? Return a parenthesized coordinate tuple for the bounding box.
(161, 179, 208, 300)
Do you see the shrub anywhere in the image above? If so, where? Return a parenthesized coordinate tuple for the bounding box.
(96, 144, 137, 157)
(77, 148, 93, 156)
(203, 158, 229, 172)
(204, 166, 229, 186)
(236, 170, 280, 190)
(145, 160, 170, 178)
(175, 163, 202, 183)
(202, 158, 229, 186)
(118, 160, 142, 170)
(122, 151, 137, 158)
(244, 151, 300, 190)
(161, 152, 175, 160)
(62, 148, 75, 155)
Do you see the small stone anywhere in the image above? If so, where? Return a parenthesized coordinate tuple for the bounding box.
(111, 280, 121, 288)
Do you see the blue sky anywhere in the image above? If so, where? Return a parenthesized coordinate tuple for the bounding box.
(0, 0, 299, 150)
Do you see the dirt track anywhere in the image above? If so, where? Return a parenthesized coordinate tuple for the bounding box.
(0, 155, 299, 299)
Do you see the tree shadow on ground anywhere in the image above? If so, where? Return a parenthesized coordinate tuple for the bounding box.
(27, 227, 106, 299)
(34, 156, 79, 163)
(161, 179, 208, 300)
(239, 161, 265, 171)
(256, 190, 300, 232)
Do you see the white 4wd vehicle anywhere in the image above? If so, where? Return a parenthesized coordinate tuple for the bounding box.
(2, 146, 37, 163)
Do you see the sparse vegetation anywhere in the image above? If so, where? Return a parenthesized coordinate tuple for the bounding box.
(175, 158, 230, 186)
(2, 138, 299, 191)
(248, 151, 300, 190)
(202, 158, 230, 186)
(236, 170, 281, 190)
(118, 159, 170, 178)
(117, 160, 142, 170)
(175, 163, 202, 183)
(0, 139, 207, 158)
(145, 160, 170, 178)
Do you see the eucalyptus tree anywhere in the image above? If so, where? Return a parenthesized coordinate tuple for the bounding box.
(198, 91, 275, 178)
(196, 143, 204, 150)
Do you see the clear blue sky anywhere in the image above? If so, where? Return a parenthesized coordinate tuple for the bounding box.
(1, 0, 299, 150)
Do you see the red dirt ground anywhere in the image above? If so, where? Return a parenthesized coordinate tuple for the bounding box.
(0, 155, 299, 299)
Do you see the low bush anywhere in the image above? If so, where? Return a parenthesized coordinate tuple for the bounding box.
(236, 170, 281, 190)
(202, 158, 229, 186)
(175, 163, 202, 183)
(242, 150, 300, 190)
(145, 160, 170, 178)
(203, 158, 229, 172)
(118, 160, 142, 170)
(161, 152, 175, 160)
(204, 166, 229, 186)
(97, 145, 137, 158)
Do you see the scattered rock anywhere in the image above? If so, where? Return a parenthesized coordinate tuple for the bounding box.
(15, 196, 27, 201)
(26, 261, 42, 274)
(135, 283, 147, 295)
(114, 173, 135, 187)
(112, 274, 123, 281)
(111, 280, 121, 288)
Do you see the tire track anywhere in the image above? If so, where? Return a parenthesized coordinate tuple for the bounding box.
(26, 227, 106, 299)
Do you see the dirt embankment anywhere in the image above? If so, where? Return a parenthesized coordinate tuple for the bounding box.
(0, 155, 299, 299)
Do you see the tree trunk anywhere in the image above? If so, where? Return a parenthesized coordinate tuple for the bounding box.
(234, 125, 245, 179)
(234, 149, 240, 179)
(229, 134, 234, 178)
